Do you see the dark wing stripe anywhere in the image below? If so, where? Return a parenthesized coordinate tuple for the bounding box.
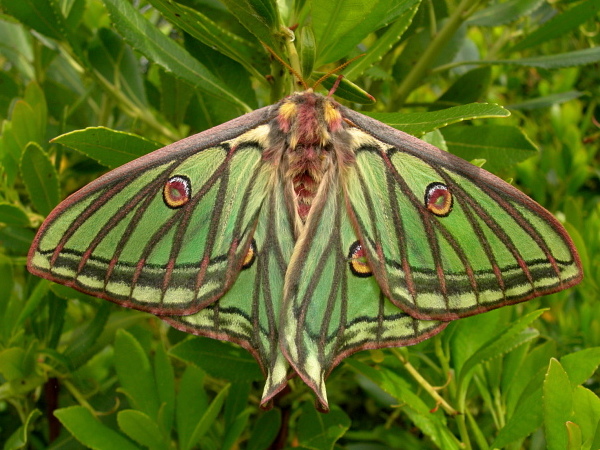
(437, 168, 536, 289)
(103, 172, 175, 288)
(379, 149, 450, 309)
(471, 177, 562, 280)
(382, 151, 417, 301)
(129, 149, 233, 301)
(318, 207, 345, 361)
(51, 177, 132, 266)
(432, 168, 508, 297)
(75, 169, 173, 276)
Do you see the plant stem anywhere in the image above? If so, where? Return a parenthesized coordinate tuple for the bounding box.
(393, 0, 482, 107)
(392, 348, 458, 416)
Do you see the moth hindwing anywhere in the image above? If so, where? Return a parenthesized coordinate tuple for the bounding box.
(28, 90, 582, 410)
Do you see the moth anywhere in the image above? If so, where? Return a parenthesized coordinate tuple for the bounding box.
(28, 86, 582, 411)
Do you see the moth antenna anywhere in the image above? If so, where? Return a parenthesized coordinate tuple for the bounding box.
(327, 75, 344, 97)
(262, 43, 308, 90)
(311, 53, 366, 91)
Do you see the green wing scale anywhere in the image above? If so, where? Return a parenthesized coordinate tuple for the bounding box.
(340, 109, 581, 321)
(28, 91, 582, 410)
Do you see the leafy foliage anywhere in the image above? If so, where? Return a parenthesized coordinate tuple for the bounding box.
(0, 0, 598, 448)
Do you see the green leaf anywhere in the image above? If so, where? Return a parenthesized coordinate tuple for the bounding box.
(510, 0, 600, 52)
(0, 121, 22, 186)
(0, 0, 67, 41)
(12, 100, 43, 152)
(102, 0, 250, 112)
(220, 0, 280, 48)
(435, 66, 493, 107)
(299, 25, 316, 79)
(0, 203, 30, 227)
(572, 386, 600, 449)
(468, 0, 544, 27)
(176, 365, 208, 450)
(0, 254, 14, 324)
(0, 226, 35, 256)
(504, 341, 556, 415)
(544, 358, 573, 450)
(443, 125, 538, 173)
(20, 142, 60, 216)
(346, 359, 461, 449)
(560, 347, 600, 387)
(117, 410, 167, 450)
(62, 302, 111, 370)
(488, 47, 600, 69)
(224, 382, 251, 427)
(169, 337, 263, 382)
(154, 343, 175, 433)
(3, 409, 42, 450)
(566, 421, 583, 450)
(492, 386, 544, 448)
(508, 91, 586, 110)
(313, 0, 420, 66)
(297, 403, 351, 450)
(0, 347, 26, 381)
(88, 28, 148, 109)
(0, 20, 34, 80)
(16, 279, 50, 332)
(367, 103, 509, 136)
(457, 310, 545, 398)
(247, 409, 281, 450)
(187, 384, 230, 448)
(52, 127, 161, 168)
(222, 410, 251, 450)
(344, 3, 419, 80)
(147, 0, 265, 80)
(54, 406, 139, 450)
(114, 329, 160, 420)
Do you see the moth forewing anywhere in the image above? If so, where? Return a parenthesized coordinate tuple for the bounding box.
(27, 89, 582, 411)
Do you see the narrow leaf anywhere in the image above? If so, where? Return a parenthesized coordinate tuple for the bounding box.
(457, 310, 545, 395)
(52, 127, 161, 168)
(571, 386, 600, 448)
(297, 403, 351, 449)
(492, 386, 543, 448)
(468, 0, 544, 27)
(117, 410, 166, 450)
(367, 103, 509, 135)
(247, 409, 281, 450)
(443, 125, 538, 173)
(20, 143, 60, 216)
(187, 384, 230, 447)
(313, 0, 419, 66)
(3, 409, 42, 450)
(566, 421, 582, 450)
(508, 91, 585, 110)
(560, 347, 600, 387)
(344, 3, 419, 80)
(147, 0, 265, 80)
(219, 0, 280, 48)
(176, 365, 207, 450)
(0, 203, 30, 227)
(154, 343, 175, 433)
(0, 0, 66, 40)
(487, 47, 600, 69)
(544, 358, 573, 450)
(510, 0, 600, 51)
(169, 337, 263, 382)
(114, 329, 160, 420)
(103, 0, 250, 111)
(54, 406, 139, 450)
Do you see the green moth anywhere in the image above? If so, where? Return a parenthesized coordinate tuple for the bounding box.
(28, 89, 582, 411)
